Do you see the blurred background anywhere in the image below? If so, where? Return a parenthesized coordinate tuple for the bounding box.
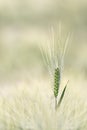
(0, 0, 87, 85)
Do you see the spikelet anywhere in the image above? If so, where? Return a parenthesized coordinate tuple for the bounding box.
(54, 68, 60, 98)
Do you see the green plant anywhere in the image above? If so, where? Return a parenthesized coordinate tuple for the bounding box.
(40, 24, 70, 110)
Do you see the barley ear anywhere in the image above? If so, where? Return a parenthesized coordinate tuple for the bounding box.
(57, 80, 69, 108)
(54, 67, 60, 110)
(54, 68, 60, 98)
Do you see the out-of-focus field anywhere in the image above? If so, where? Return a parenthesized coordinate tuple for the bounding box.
(0, 0, 87, 82)
(0, 0, 87, 130)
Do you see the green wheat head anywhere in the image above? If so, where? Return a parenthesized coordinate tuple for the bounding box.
(40, 23, 71, 110)
(54, 67, 60, 98)
(54, 67, 68, 109)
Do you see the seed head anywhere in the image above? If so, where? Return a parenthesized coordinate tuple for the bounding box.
(54, 68, 60, 98)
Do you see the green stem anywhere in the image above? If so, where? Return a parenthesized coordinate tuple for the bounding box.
(55, 97, 57, 110)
